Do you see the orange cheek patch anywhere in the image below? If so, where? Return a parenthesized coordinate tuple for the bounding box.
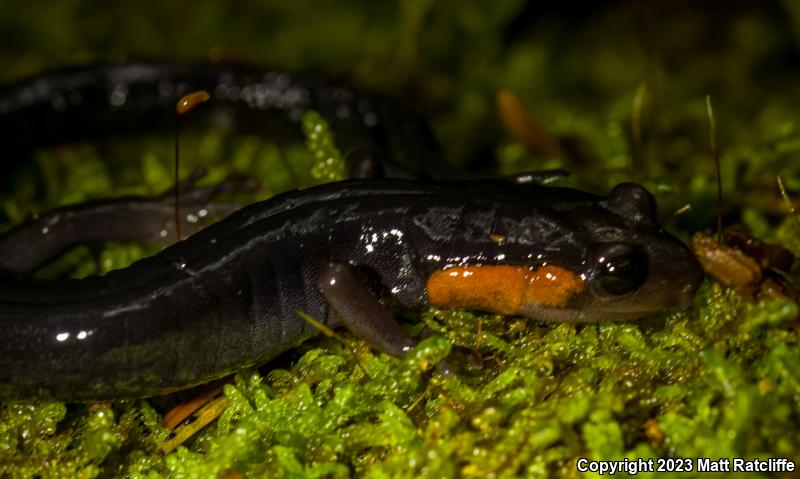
(426, 265, 585, 315)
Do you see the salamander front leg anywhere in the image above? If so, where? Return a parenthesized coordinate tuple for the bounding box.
(318, 262, 416, 357)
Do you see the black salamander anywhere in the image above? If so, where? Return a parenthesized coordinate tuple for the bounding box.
(0, 63, 704, 399)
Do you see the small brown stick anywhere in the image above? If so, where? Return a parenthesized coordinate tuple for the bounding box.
(159, 395, 230, 454)
(163, 376, 232, 430)
(497, 89, 559, 156)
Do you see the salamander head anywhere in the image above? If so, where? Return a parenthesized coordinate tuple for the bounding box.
(536, 182, 703, 321)
(426, 182, 704, 322)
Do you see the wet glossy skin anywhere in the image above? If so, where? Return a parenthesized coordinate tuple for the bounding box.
(0, 179, 703, 399)
(0, 62, 442, 179)
(0, 64, 704, 399)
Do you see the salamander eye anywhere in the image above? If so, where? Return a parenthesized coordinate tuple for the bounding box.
(591, 243, 648, 297)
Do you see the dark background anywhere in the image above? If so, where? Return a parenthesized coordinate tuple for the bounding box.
(2, 0, 800, 231)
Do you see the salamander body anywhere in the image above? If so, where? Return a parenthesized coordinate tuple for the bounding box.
(0, 64, 703, 399)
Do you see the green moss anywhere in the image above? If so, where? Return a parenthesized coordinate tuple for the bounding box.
(303, 111, 347, 183)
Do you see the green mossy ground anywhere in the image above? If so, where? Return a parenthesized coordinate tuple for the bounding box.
(2, 1, 800, 478)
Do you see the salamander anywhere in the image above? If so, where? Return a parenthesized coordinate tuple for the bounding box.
(0, 62, 443, 181)
(0, 63, 704, 400)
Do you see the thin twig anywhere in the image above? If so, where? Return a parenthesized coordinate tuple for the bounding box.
(777, 174, 800, 230)
(706, 94, 722, 243)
